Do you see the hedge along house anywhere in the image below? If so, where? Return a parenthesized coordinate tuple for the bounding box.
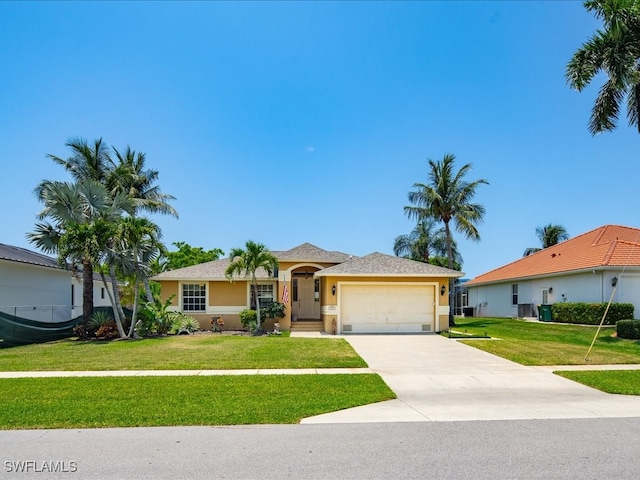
(151, 243, 462, 333)
(465, 225, 640, 319)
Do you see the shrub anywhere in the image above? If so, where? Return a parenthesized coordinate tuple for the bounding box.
(239, 309, 258, 332)
(138, 294, 182, 336)
(551, 302, 634, 325)
(616, 320, 640, 339)
(261, 302, 286, 321)
(88, 310, 114, 331)
(170, 314, 200, 334)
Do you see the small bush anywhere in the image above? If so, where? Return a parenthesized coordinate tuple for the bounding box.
(170, 314, 200, 334)
(239, 309, 258, 331)
(551, 302, 634, 325)
(616, 320, 640, 339)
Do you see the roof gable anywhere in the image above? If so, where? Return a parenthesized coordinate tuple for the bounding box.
(467, 225, 640, 286)
(277, 243, 353, 263)
(315, 252, 463, 277)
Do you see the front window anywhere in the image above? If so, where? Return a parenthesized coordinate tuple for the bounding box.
(251, 284, 274, 308)
(511, 284, 518, 305)
(182, 283, 206, 312)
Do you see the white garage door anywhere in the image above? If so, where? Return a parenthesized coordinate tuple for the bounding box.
(619, 274, 640, 319)
(340, 284, 435, 333)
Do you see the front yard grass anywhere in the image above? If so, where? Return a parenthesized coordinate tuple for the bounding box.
(451, 317, 640, 366)
(0, 374, 395, 429)
(555, 370, 640, 395)
(0, 335, 366, 371)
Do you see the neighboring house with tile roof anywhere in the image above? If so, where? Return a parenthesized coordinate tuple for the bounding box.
(465, 225, 640, 319)
(0, 243, 113, 323)
(152, 243, 462, 333)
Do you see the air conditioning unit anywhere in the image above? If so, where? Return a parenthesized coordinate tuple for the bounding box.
(518, 303, 535, 317)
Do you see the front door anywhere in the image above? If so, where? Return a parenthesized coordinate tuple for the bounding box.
(292, 276, 321, 320)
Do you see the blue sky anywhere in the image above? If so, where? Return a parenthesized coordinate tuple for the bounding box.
(1, 1, 638, 279)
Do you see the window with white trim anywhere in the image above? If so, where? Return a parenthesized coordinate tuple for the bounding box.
(182, 283, 206, 312)
(511, 284, 518, 305)
(251, 284, 274, 308)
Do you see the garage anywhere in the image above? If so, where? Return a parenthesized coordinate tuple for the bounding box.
(340, 283, 435, 333)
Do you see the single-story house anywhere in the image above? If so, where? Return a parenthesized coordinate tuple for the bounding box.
(0, 243, 114, 322)
(465, 225, 640, 319)
(151, 243, 463, 333)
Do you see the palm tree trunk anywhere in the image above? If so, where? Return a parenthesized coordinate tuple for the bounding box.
(82, 257, 94, 324)
(443, 222, 455, 328)
(109, 265, 128, 331)
(143, 278, 154, 303)
(127, 278, 140, 338)
(253, 279, 261, 332)
(100, 270, 126, 338)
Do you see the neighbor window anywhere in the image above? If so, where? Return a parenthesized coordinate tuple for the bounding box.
(182, 283, 206, 312)
(101, 287, 105, 299)
(251, 284, 274, 308)
(511, 284, 518, 305)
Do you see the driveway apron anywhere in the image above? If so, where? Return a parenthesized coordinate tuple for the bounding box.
(302, 334, 640, 423)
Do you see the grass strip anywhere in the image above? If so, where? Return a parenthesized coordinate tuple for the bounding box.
(555, 370, 640, 395)
(450, 317, 640, 365)
(0, 335, 367, 371)
(0, 374, 395, 429)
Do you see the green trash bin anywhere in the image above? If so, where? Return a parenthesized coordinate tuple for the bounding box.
(538, 304, 552, 322)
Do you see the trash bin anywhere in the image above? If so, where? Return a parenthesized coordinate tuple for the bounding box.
(538, 304, 552, 322)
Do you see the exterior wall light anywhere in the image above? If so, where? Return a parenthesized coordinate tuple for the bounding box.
(332, 285, 336, 296)
(440, 285, 446, 296)
(612, 277, 618, 287)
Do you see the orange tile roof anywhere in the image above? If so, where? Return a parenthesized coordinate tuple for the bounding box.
(466, 225, 640, 286)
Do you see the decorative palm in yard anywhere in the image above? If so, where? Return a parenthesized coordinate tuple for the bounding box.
(29, 137, 177, 333)
(404, 153, 488, 327)
(27, 180, 134, 324)
(225, 241, 279, 332)
(566, 0, 640, 134)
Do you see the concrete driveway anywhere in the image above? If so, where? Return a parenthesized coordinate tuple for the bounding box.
(302, 334, 640, 423)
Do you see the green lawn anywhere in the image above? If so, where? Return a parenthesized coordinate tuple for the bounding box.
(0, 374, 395, 429)
(0, 335, 367, 371)
(555, 370, 640, 395)
(451, 317, 640, 366)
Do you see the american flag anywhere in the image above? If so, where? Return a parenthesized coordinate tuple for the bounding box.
(282, 283, 289, 303)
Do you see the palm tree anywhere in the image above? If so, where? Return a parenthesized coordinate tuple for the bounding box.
(47, 137, 112, 183)
(27, 180, 134, 323)
(523, 224, 570, 256)
(404, 153, 488, 327)
(109, 146, 178, 218)
(393, 219, 456, 264)
(566, 0, 640, 134)
(225, 241, 279, 332)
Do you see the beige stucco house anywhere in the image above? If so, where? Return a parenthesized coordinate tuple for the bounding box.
(151, 243, 462, 334)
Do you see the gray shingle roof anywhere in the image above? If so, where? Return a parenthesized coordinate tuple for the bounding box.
(0, 243, 61, 270)
(151, 243, 353, 281)
(151, 257, 275, 281)
(276, 243, 353, 263)
(315, 252, 463, 277)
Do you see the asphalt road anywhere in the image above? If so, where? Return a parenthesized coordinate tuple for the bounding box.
(1, 418, 637, 479)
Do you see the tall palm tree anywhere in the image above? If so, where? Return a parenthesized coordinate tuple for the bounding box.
(27, 180, 134, 323)
(47, 137, 112, 183)
(404, 154, 488, 327)
(225, 241, 279, 332)
(393, 218, 456, 264)
(523, 224, 570, 256)
(109, 146, 178, 218)
(566, 0, 640, 134)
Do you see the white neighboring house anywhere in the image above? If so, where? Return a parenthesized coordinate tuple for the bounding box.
(465, 225, 640, 319)
(70, 272, 115, 318)
(0, 243, 113, 322)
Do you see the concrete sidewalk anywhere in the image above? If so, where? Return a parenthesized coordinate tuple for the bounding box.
(302, 334, 640, 423)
